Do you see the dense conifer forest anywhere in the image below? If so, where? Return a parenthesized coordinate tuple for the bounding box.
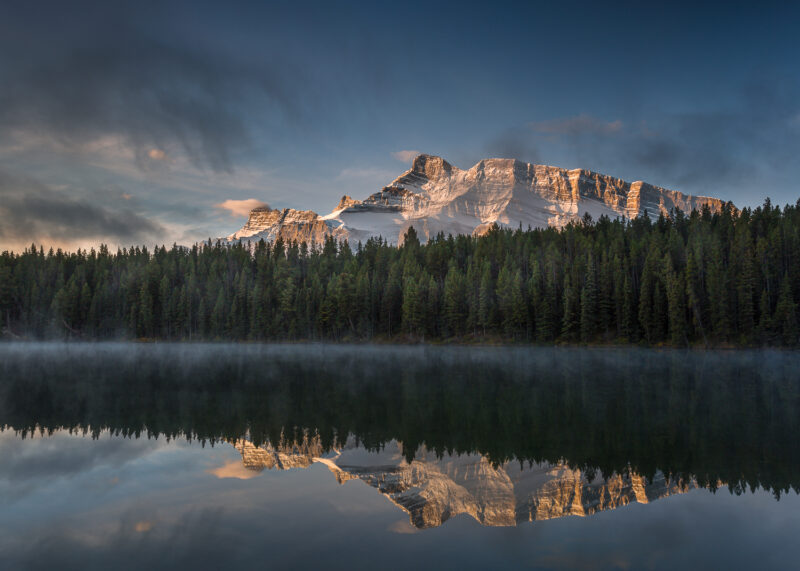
(1, 199, 799, 346)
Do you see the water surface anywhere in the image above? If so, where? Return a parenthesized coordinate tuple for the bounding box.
(1, 344, 799, 569)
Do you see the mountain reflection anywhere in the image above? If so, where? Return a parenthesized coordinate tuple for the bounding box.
(1, 343, 799, 506)
(231, 436, 696, 528)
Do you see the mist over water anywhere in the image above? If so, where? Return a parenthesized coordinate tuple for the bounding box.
(2, 343, 799, 491)
(1, 343, 800, 568)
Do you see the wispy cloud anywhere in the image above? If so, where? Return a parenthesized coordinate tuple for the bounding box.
(206, 460, 262, 480)
(485, 126, 540, 163)
(214, 198, 268, 217)
(0, 169, 166, 251)
(0, 4, 304, 174)
(482, 82, 800, 204)
(391, 150, 421, 163)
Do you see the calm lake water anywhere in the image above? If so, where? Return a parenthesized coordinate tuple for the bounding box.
(1, 343, 799, 570)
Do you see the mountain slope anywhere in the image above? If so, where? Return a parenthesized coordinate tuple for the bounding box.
(227, 154, 727, 245)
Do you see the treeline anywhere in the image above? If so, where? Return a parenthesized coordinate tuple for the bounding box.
(1, 199, 799, 345)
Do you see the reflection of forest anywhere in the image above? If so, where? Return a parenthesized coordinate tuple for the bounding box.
(233, 437, 697, 528)
(1, 344, 798, 498)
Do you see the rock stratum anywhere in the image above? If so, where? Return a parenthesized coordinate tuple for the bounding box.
(231, 438, 696, 529)
(227, 154, 727, 245)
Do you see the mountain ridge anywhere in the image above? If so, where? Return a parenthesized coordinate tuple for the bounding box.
(227, 154, 728, 245)
(231, 438, 697, 529)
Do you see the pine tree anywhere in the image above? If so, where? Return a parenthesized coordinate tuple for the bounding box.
(706, 243, 731, 341)
(664, 254, 688, 346)
(425, 275, 440, 338)
(638, 251, 656, 343)
(685, 251, 707, 345)
(580, 254, 598, 342)
(138, 282, 154, 338)
(159, 275, 171, 338)
(561, 274, 579, 342)
(478, 263, 493, 335)
(736, 247, 756, 342)
(443, 262, 466, 337)
(401, 275, 423, 335)
(380, 263, 403, 336)
(355, 271, 371, 337)
(210, 288, 226, 338)
(774, 275, 798, 345)
(758, 287, 772, 342)
(598, 251, 614, 337)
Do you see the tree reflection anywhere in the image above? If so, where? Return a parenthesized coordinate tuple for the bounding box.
(1, 344, 798, 498)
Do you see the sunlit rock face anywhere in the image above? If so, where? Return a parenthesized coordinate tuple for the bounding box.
(228, 206, 350, 245)
(226, 154, 727, 245)
(234, 436, 325, 471)
(231, 438, 695, 529)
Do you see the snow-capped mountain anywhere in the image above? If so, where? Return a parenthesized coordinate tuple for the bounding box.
(227, 154, 727, 245)
(231, 437, 696, 529)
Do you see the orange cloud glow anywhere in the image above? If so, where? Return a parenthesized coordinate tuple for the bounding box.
(215, 198, 268, 217)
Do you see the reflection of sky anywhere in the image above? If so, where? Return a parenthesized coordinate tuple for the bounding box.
(1, 431, 800, 570)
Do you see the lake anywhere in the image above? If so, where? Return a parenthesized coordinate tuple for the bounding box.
(1, 343, 799, 569)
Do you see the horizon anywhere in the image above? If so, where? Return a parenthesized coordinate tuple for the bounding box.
(1, 1, 798, 252)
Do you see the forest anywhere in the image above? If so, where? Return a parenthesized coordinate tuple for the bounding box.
(1, 199, 799, 346)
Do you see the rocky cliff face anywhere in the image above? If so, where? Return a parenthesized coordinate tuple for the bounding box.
(227, 154, 728, 245)
(230, 437, 696, 529)
(233, 436, 326, 471)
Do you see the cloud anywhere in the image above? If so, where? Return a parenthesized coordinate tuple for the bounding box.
(485, 126, 540, 163)
(484, 82, 800, 204)
(214, 199, 268, 218)
(0, 4, 302, 173)
(531, 114, 623, 136)
(0, 430, 160, 495)
(0, 169, 166, 250)
(605, 82, 800, 195)
(134, 521, 154, 533)
(391, 150, 421, 162)
(387, 519, 418, 534)
(206, 459, 262, 480)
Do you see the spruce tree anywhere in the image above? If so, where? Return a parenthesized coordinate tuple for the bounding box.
(774, 275, 798, 346)
(443, 261, 466, 337)
(579, 254, 598, 342)
(478, 263, 493, 335)
(561, 274, 579, 342)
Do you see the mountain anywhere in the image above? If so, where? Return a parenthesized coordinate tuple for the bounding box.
(231, 438, 696, 529)
(227, 154, 727, 245)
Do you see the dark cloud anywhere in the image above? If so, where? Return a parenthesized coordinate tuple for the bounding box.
(531, 114, 623, 136)
(0, 2, 299, 173)
(623, 81, 800, 192)
(485, 126, 540, 164)
(490, 81, 800, 202)
(0, 170, 165, 247)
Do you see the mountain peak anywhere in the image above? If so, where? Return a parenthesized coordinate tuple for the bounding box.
(410, 154, 453, 179)
(226, 155, 728, 245)
(335, 195, 361, 211)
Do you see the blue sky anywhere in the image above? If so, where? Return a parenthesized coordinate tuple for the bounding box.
(1, 1, 798, 250)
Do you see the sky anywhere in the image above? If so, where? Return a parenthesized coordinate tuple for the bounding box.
(0, 0, 798, 251)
